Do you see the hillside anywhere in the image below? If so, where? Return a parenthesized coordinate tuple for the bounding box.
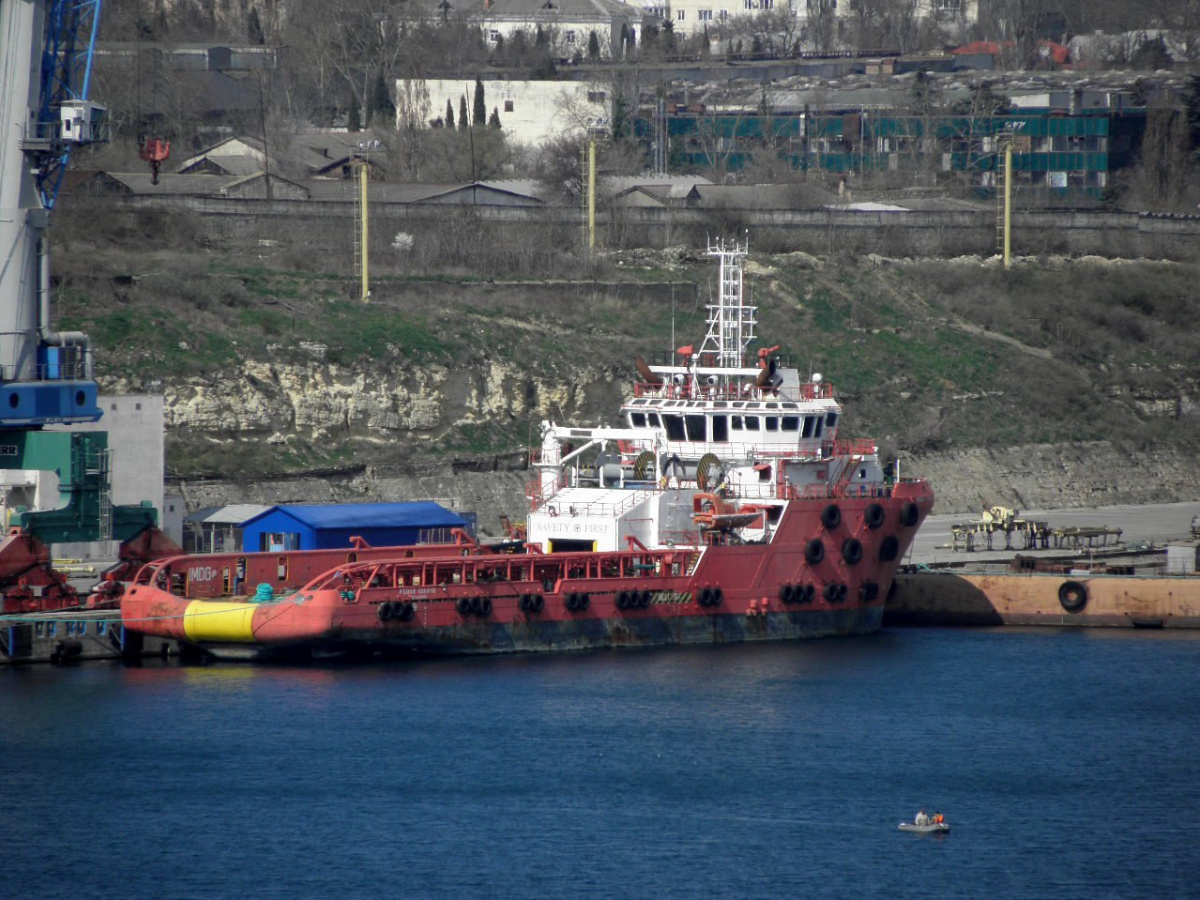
(49, 204, 1200, 521)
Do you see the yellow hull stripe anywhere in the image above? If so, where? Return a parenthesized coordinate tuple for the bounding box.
(183, 602, 259, 643)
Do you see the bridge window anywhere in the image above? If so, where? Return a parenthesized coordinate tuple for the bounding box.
(662, 414, 685, 441)
(630, 412, 647, 427)
(813, 416, 824, 438)
(765, 417, 779, 431)
(648, 412, 661, 427)
(826, 412, 839, 429)
(744, 417, 760, 431)
(731, 416, 743, 430)
(711, 415, 728, 442)
(685, 414, 706, 441)
(782, 416, 800, 431)
(802, 415, 815, 438)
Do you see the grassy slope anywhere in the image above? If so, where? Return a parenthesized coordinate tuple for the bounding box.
(50, 206, 1200, 475)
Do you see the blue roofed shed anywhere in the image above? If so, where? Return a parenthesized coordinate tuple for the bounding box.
(238, 502, 469, 552)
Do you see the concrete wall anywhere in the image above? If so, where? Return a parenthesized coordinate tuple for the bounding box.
(111, 193, 1200, 261)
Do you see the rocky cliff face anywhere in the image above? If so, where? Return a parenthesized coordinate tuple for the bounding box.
(115, 356, 621, 458)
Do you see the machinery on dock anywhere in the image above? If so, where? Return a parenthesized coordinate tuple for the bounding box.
(0, 0, 178, 612)
(950, 506, 1121, 553)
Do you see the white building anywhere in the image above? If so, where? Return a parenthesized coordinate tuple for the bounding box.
(663, 0, 977, 40)
(426, 0, 648, 58)
(409, 79, 614, 145)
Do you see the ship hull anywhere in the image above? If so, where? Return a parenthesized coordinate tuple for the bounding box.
(121, 489, 931, 661)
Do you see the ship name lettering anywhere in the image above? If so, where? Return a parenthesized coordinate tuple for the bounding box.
(188, 566, 219, 582)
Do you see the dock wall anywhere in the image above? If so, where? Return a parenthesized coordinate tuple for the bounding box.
(889, 571, 1200, 628)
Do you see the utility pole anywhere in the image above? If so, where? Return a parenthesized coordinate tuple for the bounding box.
(352, 155, 370, 301)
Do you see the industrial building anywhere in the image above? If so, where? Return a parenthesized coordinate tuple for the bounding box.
(237, 502, 471, 553)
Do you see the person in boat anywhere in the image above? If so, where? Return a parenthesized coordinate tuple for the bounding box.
(914, 809, 929, 826)
(934, 813, 944, 825)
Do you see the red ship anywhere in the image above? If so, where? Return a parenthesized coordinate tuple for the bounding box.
(120, 239, 933, 661)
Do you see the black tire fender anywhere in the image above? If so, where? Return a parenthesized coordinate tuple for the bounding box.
(865, 503, 886, 529)
(879, 535, 900, 562)
(821, 504, 842, 531)
(1059, 580, 1088, 613)
(805, 538, 826, 566)
(842, 538, 863, 565)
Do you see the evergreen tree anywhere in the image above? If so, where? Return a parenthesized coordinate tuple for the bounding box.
(489, 107, 501, 128)
(473, 78, 487, 126)
(370, 71, 395, 122)
(459, 95, 469, 129)
(247, 7, 265, 45)
(588, 31, 600, 59)
(446, 98, 455, 130)
(535, 24, 546, 46)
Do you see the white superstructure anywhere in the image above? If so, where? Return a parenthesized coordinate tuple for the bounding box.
(527, 239, 885, 554)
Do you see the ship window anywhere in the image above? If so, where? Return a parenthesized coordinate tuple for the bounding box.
(744, 417, 760, 431)
(826, 412, 839, 429)
(765, 417, 779, 431)
(711, 415, 728, 442)
(766, 403, 779, 409)
(685, 415, 706, 441)
(630, 412, 647, 427)
(648, 413, 661, 427)
(731, 416, 743, 430)
(813, 416, 824, 438)
(782, 416, 800, 431)
(662, 414, 685, 441)
(802, 415, 815, 438)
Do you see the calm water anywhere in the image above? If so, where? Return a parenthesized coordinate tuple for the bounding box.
(2, 628, 1198, 900)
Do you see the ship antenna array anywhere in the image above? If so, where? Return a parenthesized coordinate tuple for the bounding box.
(699, 237, 755, 382)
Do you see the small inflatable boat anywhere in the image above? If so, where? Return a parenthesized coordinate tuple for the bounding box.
(898, 820, 949, 834)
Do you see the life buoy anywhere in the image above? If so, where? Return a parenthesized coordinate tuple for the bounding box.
(805, 539, 826, 565)
(879, 535, 900, 562)
(865, 503, 886, 529)
(900, 502, 920, 527)
(1058, 580, 1088, 613)
(842, 538, 863, 565)
(821, 504, 842, 531)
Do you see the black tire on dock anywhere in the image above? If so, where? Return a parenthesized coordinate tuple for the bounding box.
(805, 539, 826, 566)
(1058, 580, 1088, 613)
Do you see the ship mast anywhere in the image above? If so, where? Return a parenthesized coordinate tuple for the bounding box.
(697, 238, 756, 393)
